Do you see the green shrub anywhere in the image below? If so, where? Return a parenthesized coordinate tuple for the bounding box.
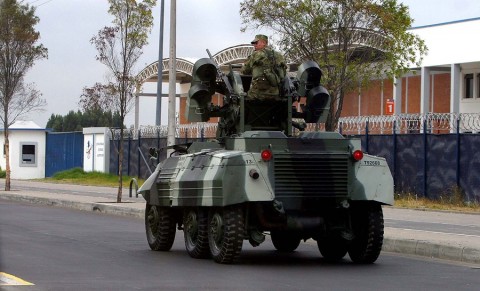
(50, 168, 143, 187)
(52, 167, 89, 179)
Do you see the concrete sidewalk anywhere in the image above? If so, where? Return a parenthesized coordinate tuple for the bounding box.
(1, 180, 479, 265)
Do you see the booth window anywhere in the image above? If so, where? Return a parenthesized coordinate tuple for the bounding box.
(464, 74, 473, 99)
(20, 142, 37, 167)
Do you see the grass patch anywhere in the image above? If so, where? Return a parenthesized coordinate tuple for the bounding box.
(395, 189, 480, 213)
(46, 168, 144, 188)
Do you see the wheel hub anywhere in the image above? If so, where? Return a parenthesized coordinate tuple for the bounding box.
(209, 213, 224, 244)
(185, 211, 198, 242)
(147, 205, 159, 233)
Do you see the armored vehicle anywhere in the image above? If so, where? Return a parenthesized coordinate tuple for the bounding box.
(138, 55, 394, 264)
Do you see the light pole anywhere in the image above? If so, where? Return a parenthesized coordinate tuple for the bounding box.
(155, 0, 165, 126)
(167, 0, 176, 149)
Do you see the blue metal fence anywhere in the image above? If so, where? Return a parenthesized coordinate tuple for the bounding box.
(350, 131, 480, 202)
(108, 116, 480, 203)
(45, 132, 83, 177)
(109, 128, 205, 179)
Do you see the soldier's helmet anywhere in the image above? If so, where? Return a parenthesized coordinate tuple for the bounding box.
(251, 34, 268, 44)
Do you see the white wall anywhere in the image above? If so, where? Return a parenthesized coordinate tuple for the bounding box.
(0, 130, 46, 179)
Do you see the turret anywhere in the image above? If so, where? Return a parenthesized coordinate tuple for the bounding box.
(186, 55, 331, 138)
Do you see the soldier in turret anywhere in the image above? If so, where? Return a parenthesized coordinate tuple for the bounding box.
(241, 34, 287, 100)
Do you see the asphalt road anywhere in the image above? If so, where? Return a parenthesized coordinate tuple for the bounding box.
(1, 200, 479, 291)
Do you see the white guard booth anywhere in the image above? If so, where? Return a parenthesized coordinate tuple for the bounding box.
(83, 127, 110, 173)
(0, 120, 47, 179)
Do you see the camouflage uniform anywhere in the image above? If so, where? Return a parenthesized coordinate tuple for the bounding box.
(241, 46, 287, 100)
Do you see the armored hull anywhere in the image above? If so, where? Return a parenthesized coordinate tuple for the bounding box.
(139, 131, 393, 263)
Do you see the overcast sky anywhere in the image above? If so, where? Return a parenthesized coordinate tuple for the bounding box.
(20, 0, 480, 128)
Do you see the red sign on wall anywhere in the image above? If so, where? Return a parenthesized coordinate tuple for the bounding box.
(385, 99, 394, 115)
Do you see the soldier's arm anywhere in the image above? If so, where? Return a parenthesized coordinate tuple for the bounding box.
(276, 52, 287, 78)
(241, 57, 253, 75)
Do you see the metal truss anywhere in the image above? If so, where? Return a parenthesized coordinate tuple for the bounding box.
(212, 44, 254, 65)
(135, 45, 254, 86)
(136, 58, 194, 84)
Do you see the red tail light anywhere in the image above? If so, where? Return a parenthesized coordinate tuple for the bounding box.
(352, 150, 363, 161)
(261, 149, 272, 161)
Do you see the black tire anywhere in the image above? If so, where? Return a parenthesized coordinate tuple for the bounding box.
(145, 203, 176, 251)
(317, 238, 348, 262)
(183, 208, 210, 259)
(271, 231, 301, 252)
(208, 206, 245, 264)
(348, 203, 384, 264)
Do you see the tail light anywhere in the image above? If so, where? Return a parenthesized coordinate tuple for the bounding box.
(352, 150, 363, 161)
(261, 149, 272, 161)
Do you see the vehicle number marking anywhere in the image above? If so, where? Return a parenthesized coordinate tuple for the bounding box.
(363, 160, 380, 166)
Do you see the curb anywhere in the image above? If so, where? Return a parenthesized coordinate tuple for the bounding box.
(0, 193, 144, 219)
(382, 237, 480, 265)
(1, 193, 479, 265)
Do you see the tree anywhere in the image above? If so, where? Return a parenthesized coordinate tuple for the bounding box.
(82, 0, 156, 202)
(240, 0, 427, 130)
(46, 113, 64, 131)
(46, 109, 124, 132)
(0, 0, 48, 190)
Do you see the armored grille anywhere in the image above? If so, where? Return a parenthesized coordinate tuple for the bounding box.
(156, 157, 181, 183)
(158, 171, 176, 182)
(274, 153, 350, 197)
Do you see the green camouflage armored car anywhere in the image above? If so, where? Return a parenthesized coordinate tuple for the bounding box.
(138, 56, 394, 264)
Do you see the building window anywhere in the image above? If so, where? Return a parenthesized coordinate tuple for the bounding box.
(478, 74, 480, 98)
(465, 74, 473, 99)
(20, 142, 37, 167)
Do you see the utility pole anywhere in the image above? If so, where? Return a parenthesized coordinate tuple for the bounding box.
(167, 0, 176, 149)
(155, 0, 165, 126)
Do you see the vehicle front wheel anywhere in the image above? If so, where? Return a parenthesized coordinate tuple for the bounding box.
(145, 203, 176, 251)
(208, 205, 245, 264)
(183, 208, 210, 259)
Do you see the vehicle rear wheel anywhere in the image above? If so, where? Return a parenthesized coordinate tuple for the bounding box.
(208, 205, 244, 264)
(145, 203, 176, 251)
(183, 208, 210, 259)
(348, 203, 384, 264)
(271, 231, 301, 252)
(317, 238, 348, 262)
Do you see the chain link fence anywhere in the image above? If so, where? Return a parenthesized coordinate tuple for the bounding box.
(111, 113, 480, 139)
